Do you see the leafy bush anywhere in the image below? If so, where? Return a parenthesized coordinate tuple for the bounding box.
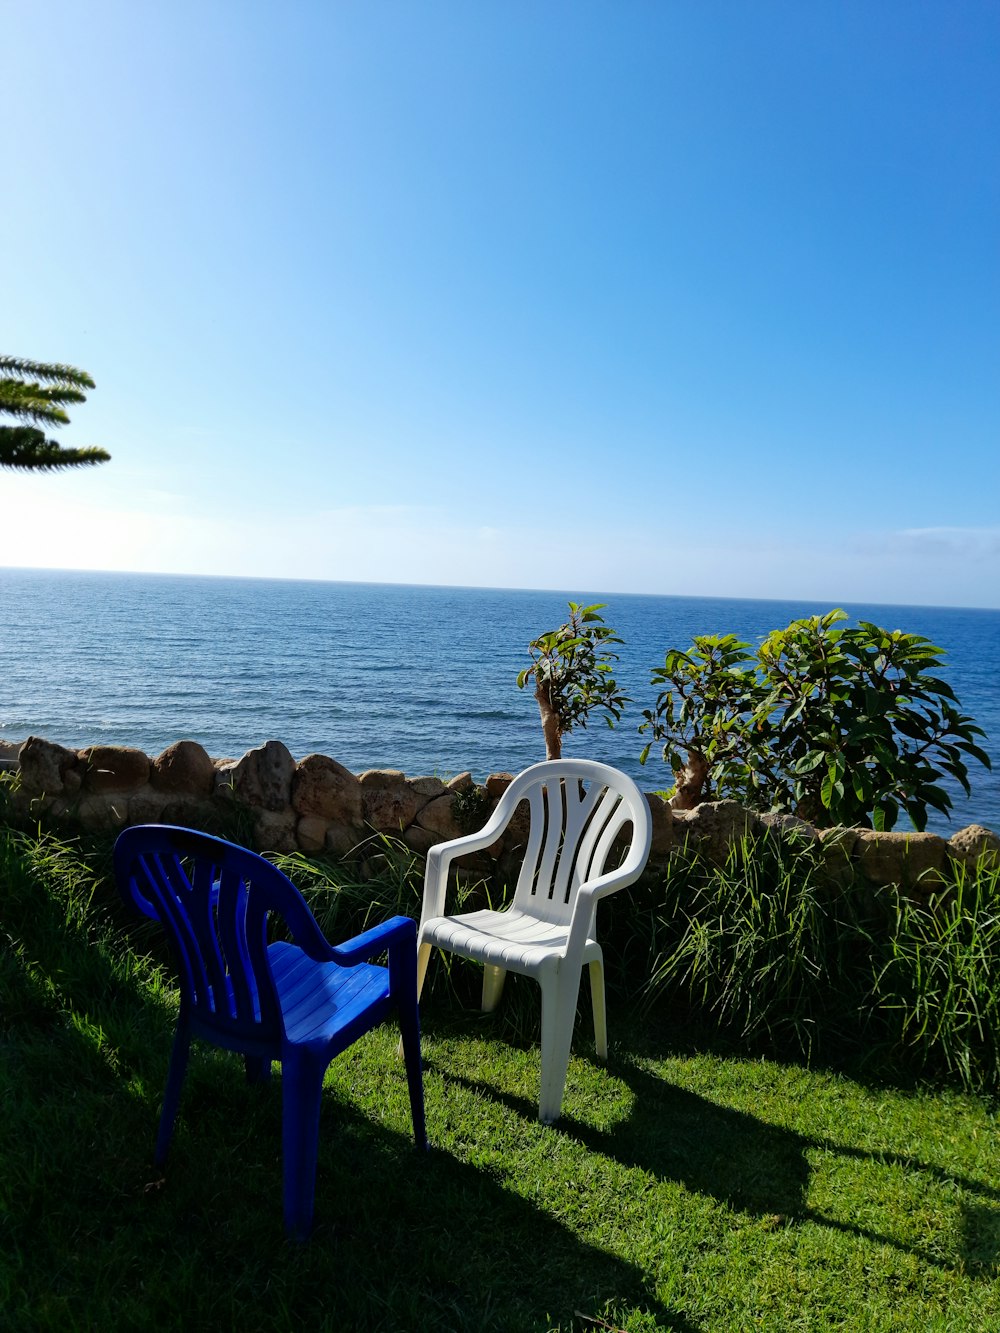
(640, 609, 990, 830)
(517, 602, 627, 760)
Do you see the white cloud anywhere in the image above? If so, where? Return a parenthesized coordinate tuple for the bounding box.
(887, 527, 1000, 558)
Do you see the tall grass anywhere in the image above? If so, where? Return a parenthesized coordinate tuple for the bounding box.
(632, 831, 1000, 1094)
(633, 834, 878, 1061)
(5, 784, 1000, 1094)
(876, 856, 1000, 1091)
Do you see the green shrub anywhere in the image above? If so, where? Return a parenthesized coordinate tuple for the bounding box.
(640, 609, 990, 830)
(518, 601, 627, 760)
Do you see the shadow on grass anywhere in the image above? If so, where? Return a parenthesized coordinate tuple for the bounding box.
(436, 1047, 1000, 1280)
(1, 845, 696, 1332)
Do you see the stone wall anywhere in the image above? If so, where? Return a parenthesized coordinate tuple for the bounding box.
(2, 735, 998, 889)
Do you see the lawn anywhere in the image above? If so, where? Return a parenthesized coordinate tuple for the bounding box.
(2, 825, 999, 1330)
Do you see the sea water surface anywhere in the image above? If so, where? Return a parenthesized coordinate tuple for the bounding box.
(2, 567, 998, 835)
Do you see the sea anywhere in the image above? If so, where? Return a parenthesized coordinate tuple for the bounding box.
(1, 567, 998, 836)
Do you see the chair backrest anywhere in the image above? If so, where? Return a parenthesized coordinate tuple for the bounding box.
(114, 825, 327, 1051)
(497, 761, 652, 925)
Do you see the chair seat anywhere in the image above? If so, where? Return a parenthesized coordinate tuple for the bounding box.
(268, 941, 391, 1045)
(421, 908, 601, 975)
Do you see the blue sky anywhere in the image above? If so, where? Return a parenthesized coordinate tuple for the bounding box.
(3, 1, 998, 607)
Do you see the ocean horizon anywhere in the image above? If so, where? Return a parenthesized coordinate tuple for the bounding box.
(2, 566, 998, 835)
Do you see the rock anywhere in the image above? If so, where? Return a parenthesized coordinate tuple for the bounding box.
(359, 769, 424, 831)
(291, 754, 363, 823)
(252, 808, 299, 853)
(217, 740, 295, 812)
(447, 771, 475, 793)
(818, 826, 861, 882)
(127, 786, 170, 824)
(159, 796, 219, 830)
(404, 825, 441, 855)
(296, 814, 329, 852)
(499, 798, 533, 857)
(947, 824, 1000, 872)
(325, 822, 360, 857)
(485, 772, 514, 800)
(79, 745, 150, 794)
(758, 812, 820, 845)
(150, 740, 215, 795)
(819, 826, 860, 856)
(645, 792, 675, 858)
(359, 768, 408, 786)
(410, 775, 449, 798)
(852, 830, 948, 888)
(416, 793, 461, 840)
(76, 793, 129, 831)
(37, 795, 69, 820)
(18, 736, 79, 797)
(671, 800, 761, 864)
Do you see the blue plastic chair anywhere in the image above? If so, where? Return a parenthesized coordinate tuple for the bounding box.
(114, 824, 426, 1240)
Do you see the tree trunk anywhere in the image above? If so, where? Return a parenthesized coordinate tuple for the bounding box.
(534, 681, 562, 760)
(668, 749, 709, 810)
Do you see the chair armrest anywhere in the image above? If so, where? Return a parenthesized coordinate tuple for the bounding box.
(426, 804, 511, 869)
(419, 806, 512, 925)
(564, 854, 651, 958)
(330, 914, 416, 965)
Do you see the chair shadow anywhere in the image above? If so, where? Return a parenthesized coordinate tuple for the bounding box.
(312, 1102, 702, 1332)
(2, 866, 699, 1332)
(432, 1048, 1000, 1279)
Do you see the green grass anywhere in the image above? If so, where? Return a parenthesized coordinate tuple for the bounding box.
(3, 826, 1000, 1330)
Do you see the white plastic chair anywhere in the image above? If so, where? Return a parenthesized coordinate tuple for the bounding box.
(416, 759, 653, 1123)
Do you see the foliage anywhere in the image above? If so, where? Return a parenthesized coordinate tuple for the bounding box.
(640, 608, 991, 830)
(0, 354, 110, 471)
(450, 781, 491, 833)
(636, 832, 879, 1062)
(636, 829, 1000, 1095)
(517, 601, 628, 760)
(876, 856, 1000, 1090)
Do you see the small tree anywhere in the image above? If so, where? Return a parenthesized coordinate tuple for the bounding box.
(0, 355, 110, 471)
(517, 602, 628, 760)
(640, 609, 991, 831)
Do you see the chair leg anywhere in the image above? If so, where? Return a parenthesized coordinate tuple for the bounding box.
(281, 1051, 327, 1242)
(538, 971, 578, 1125)
(155, 1021, 192, 1166)
(589, 956, 608, 1061)
(481, 963, 507, 1012)
(398, 997, 427, 1151)
(399, 941, 434, 1060)
(415, 941, 433, 1000)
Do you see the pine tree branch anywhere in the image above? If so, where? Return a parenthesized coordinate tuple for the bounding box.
(0, 426, 110, 471)
(0, 356, 96, 390)
(0, 380, 75, 427)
